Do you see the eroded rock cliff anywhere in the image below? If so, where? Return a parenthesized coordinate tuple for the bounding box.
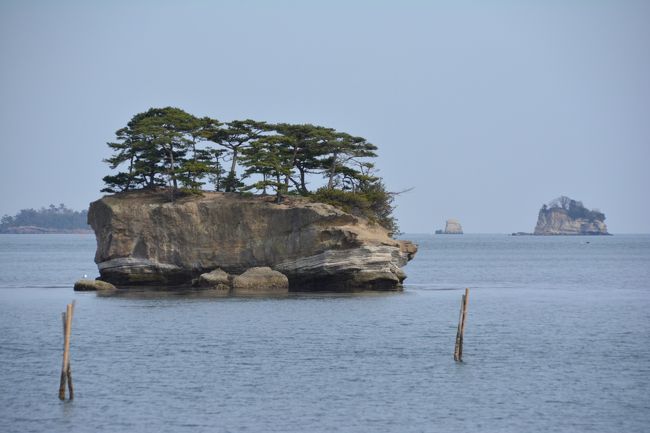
(435, 219, 463, 235)
(534, 197, 609, 235)
(444, 219, 463, 234)
(88, 191, 417, 291)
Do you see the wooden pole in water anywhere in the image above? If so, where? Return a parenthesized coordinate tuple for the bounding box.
(58, 301, 75, 400)
(59, 311, 67, 400)
(66, 302, 74, 399)
(454, 288, 470, 362)
(453, 295, 463, 361)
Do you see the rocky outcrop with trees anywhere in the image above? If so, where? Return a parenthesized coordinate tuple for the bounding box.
(101, 107, 396, 233)
(88, 107, 416, 292)
(534, 196, 609, 235)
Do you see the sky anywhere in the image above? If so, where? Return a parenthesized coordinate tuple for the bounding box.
(1, 0, 648, 233)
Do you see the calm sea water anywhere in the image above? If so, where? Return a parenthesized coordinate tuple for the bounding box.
(0, 234, 649, 433)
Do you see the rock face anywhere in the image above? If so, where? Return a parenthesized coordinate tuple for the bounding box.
(88, 190, 417, 291)
(194, 267, 288, 295)
(196, 268, 231, 291)
(534, 197, 609, 235)
(444, 219, 463, 234)
(436, 219, 463, 234)
(232, 267, 289, 295)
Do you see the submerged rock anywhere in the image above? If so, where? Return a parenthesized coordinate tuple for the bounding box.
(87, 190, 417, 291)
(534, 197, 609, 235)
(74, 279, 117, 292)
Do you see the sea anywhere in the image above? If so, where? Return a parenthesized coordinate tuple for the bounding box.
(0, 233, 648, 433)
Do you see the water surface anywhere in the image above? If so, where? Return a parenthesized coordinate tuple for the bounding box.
(0, 234, 648, 433)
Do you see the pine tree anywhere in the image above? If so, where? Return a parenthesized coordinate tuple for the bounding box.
(206, 119, 268, 192)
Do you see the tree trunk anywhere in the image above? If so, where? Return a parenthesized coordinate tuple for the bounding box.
(191, 138, 197, 184)
(227, 148, 238, 192)
(288, 176, 302, 191)
(299, 167, 307, 193)
(286, 145, 299, 192)
(126, 154, 134, 191)
(327, 152, 338, 189)
(168, 145, 176, 202)
(275, 174, 282, 203)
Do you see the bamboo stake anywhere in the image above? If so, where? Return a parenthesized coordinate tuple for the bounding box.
(453, 295, 464, 361)
(459, 288, 469, 361)
(454, 288, 470, 362)
(58, 301, 75, 400)
(59, 312, 67, 400)
(66, 302, 75, 399)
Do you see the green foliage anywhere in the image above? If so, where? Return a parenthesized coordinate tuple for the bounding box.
(547, 196, 605, 222)
(102, 108, 400, 233)
(206, 119, 269, 192)
(240, 135, 295, 201)
(309, 188, 372, 213)
(309, 181, 398, 234)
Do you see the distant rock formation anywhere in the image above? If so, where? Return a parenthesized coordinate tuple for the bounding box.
(534, 196, 609, 235)
(435, 219, 463, 235)
(88, 190, 417, 292)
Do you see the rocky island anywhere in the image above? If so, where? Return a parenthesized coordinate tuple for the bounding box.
(0, 204, 91, 234)
(80, 106, 417, 293)
(435, 219, 463, 234)
(534, 196, 609, 235)
(88, 190, 416, 292)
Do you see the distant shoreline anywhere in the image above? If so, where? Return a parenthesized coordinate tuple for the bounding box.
(0, 226, 93, 234)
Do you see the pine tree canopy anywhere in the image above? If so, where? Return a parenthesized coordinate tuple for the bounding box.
(102, 107, 399, 233)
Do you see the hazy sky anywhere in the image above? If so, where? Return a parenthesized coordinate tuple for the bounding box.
(1, 0, 648, 233)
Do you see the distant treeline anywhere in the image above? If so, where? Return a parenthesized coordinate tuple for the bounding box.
(0, 204, 89, 231)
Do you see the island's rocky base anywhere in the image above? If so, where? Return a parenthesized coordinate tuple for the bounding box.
(88, 191, 417, 292)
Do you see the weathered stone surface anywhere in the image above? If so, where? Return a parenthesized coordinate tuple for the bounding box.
(195, 268, 231, 295)
(534, 199, 609, 235)
(197, 268, 231, 290)
(88, 190, 417, 291)
(444, 219, 463, 234)
(74, 279, 117, 292)
(232, 267, 289, 294)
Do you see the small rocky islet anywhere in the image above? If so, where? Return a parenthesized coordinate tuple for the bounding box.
(513, 196, 610, 236)
(435, 219, 463, 235)
(73, 107, 418, 294)
(533, 196, 609, 235)
(81, 190, 417, 294)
